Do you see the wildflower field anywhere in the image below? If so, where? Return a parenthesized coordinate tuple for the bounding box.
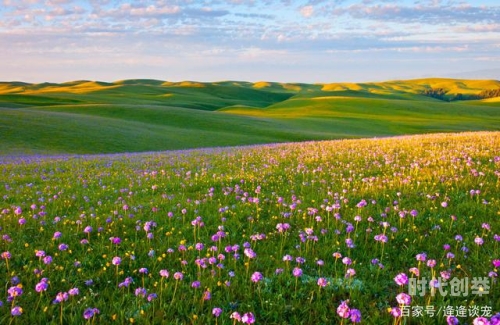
(1, 131, 499, 324)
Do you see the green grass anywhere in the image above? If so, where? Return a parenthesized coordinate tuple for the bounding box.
(0, 132, 499, 324)
(0, 78, 499, 155)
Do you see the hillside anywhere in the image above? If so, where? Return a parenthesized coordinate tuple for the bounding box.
(1, 78, 499, 155)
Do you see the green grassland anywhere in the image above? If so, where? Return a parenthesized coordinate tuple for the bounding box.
(1, 78, 499, 155)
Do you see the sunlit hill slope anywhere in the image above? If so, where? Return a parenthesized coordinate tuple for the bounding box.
(1, 78, 499, 155)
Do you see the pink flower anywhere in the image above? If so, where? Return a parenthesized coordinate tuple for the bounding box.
(337, 300, 350, 318)
(317, 277, 328, 287)
(472, 317, 491, 325)
(396, 293, 411, 305)
(241, 312, 255, 324)
(394, 273, 408, 286)
(251, 272, 263, 283)
(389, 307, 402, 318)
(230, 312, 241, 322)
(212, 307, 223, 317)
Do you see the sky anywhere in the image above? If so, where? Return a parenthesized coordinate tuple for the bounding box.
(1, 0, 499, 83)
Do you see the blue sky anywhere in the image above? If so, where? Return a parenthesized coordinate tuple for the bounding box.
(1, 0, 499, 83)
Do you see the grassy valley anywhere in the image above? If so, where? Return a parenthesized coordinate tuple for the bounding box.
(1, 78, 499, 155)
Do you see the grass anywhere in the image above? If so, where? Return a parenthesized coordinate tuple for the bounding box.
(0, 132, 498, 324)
(0, 78, 499, 155)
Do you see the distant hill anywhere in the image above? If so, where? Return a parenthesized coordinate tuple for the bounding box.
(1, 78, 499, 155)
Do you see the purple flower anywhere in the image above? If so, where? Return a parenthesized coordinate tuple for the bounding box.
(416, 253, 427, 262)
(475, 237, 484, 246)
(394, 273, 408, 286)
(396, 293, 411, 305)
(374, 234, 388, 243)
(58, 243, 68, 251)
(350, 309, 362, 323)
(337, 300, 350, 318)
(112, 257, 121, 266)
(276, 223, 290, 233)
(83, 308, 99, 320)
(147, 293, 157, 302)
(43, 256, 53, 265)
(135, 287, 147, 297)
(139, 267, 148, 274)
(68, 287, 79, 296)
(345, 238, 355, 248)
(35, 280, 49, 293)
(8, 286, 23, 298)
(118, 277, 133, 288)
(212, 307, 223, 317)
(11, 306, 23, 316)
(447, 316, 459, 325)
(342, 257, 352, 265)
(53, 292, 69, 304)
(490, 313, 500, 325)
(292, 267, 303, 277)
(159, 269, 169, 278)
(251, 272, 263, 283)
(244, 248, 257, 259)
(295, 256, 306, 264)
(109, 236, 121, 245)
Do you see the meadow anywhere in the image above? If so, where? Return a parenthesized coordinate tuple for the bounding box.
(1, 131, 499, 324)
(1, 78, 500, 155)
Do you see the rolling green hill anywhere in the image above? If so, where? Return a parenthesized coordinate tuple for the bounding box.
(1, 78, 499, 155)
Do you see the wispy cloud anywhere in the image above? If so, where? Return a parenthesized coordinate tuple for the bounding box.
(0, 0, 499, 82)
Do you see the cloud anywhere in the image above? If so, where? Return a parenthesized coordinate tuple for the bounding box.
(0, 0, 499, 83)
(332, 2, 500, 25)
(300, 5, 314, 18)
